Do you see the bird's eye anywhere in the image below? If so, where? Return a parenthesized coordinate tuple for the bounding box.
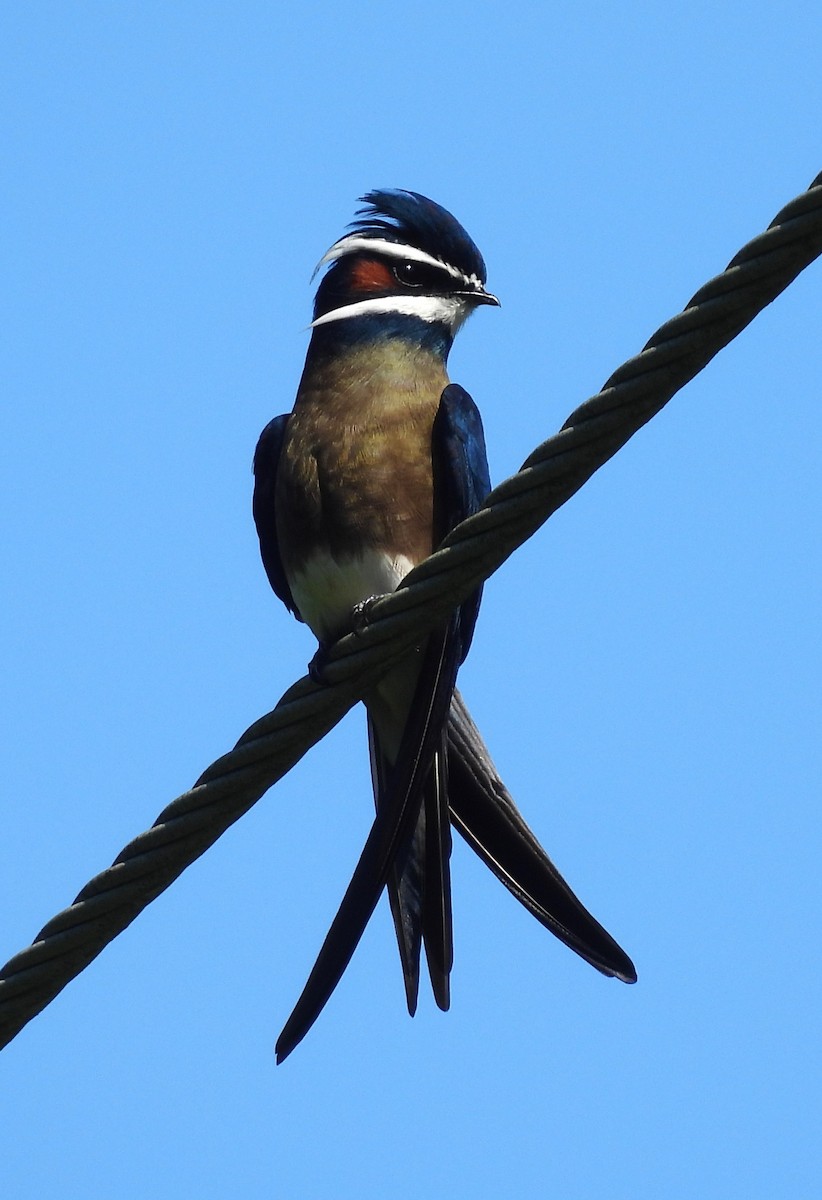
(393, 260, 427, 287)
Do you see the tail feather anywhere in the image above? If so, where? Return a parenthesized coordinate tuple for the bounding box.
(421, 739, 453, 1011)
(368, 715, 424, 1015)
(275, 630, 458, 1063)
(447, 690, 637, 984)
(369, 719, 453, 1014)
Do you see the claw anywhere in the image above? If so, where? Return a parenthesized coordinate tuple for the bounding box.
(351, 594, 381, 634)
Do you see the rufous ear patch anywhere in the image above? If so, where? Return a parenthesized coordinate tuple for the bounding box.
(349, 256, 395, 293)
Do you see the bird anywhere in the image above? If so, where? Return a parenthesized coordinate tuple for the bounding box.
(253, 189, 636, 1062)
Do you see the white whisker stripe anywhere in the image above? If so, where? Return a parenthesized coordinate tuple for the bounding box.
(312, 235, 479, 288)
(310, 294, 469, 330)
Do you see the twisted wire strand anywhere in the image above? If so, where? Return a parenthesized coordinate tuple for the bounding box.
(2, 172, 821, 1052)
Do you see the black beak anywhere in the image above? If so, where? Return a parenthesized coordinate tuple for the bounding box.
(465, 286, 501, 307)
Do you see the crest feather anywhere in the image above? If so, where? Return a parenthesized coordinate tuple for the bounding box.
(351, 190, 488, 284)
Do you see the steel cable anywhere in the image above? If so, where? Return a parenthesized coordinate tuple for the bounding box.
(2, 171, 820, 1051)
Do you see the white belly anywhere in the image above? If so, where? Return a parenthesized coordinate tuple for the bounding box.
(290, 547, 416, 644)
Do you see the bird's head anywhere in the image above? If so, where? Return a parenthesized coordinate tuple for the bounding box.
(310, 190, 499, 354)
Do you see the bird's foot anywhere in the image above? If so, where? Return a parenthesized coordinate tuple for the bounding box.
(351, 595, 381, 634)
(307, 596, 382, 684)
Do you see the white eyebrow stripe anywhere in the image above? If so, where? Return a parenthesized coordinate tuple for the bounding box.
(310, 293, 468, 329)
(313, 236, 469, 283)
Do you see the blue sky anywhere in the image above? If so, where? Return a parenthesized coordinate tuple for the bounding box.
(2, 4, 821, 1196)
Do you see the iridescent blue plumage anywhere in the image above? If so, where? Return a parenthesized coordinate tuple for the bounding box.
(351, 189, 489, 283)
(253, 190, 636, 1062)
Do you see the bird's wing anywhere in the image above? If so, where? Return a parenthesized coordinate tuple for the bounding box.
(433, 382, 492, 661)
(252, 414, 300, 618)
(276, 383, 490, 1061)
(447, 690, 637, 983)
(435, 392, 635, 983)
